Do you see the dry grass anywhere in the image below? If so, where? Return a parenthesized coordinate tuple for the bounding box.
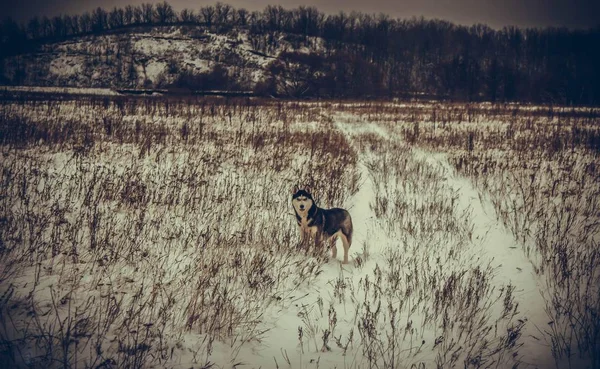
(1, 95, 598, 368)
(346, 100, 600, 368)
(0, 96, 358, 367)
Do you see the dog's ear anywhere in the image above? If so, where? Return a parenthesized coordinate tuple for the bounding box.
(292, 184, 300, 195)
(304, 185, 312, 196)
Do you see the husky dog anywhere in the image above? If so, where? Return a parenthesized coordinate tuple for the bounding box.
(291, 187, 353, 264)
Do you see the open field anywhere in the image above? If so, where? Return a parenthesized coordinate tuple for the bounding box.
(1, 95, 599, 368)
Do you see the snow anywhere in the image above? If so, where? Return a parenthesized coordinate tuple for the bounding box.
(49, 55, 84, 77)
(145, 60, 168, 81)
(233, 123, 386, 369)
(199, 116, 540, 368)
(420, 151, 554, 368)
(2, 27, 325, 88)
(1, 99, 596, 368)
(216, 114, 562, 368)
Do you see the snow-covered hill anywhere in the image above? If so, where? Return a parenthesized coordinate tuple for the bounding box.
(1, 25, 324, 89)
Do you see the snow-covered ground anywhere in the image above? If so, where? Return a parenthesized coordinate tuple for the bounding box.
(421, 151, 553, 368)
(0, 98, 598, 368)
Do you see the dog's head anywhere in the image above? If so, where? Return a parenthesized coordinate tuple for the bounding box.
(291, 186, 314, 216)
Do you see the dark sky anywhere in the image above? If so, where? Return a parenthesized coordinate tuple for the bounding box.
(2, 0, 599, 29)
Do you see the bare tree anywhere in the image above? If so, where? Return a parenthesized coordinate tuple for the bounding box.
(68, 15, 80, 34)
(263, 5, 285, 31)
(234, 8, 248, 26)
(133, 6, 143, 25)
(62, 15, 76, 36)
(124, 5, 134, 25)
(155, 1, 176, 24)
(91, 7, 108, 32)
(79, 12, 92, 33)
(200, 5, 216, 26)
(215, 2, 232, 24)
(27, 17, 41, 39)
(141, 3, 155, 24)
(179, 9, 197, 23)
(52, 16, 66, 37)
(292, 6, 322, 36)
(108, 7, 125, 29)
(40, 16, 52, 38)
(248, 10, 261, 29)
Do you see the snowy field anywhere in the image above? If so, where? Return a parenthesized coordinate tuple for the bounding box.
(0, 96, 599, 368)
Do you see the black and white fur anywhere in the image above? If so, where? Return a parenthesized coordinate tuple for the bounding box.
(291, 188, 353, 264)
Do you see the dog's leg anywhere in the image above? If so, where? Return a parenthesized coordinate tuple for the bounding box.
(340, 233, 350, 264)
(313, 233, 321, 256)
(307, 227, 318, 256)
(298, 227, 306, 250)
(305, 231, 313, 254)
(330, 235, 338, 259)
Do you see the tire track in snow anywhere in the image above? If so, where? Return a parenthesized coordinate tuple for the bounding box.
(337, 112, 554, 368)
(418, 150, 554, 369)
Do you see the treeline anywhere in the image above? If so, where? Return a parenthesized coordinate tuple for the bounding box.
(1, 1, 599, 104)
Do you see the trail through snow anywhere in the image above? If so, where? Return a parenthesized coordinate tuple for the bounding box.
(418, 151, 554, 369)
(233, 121, 393, 369)
(208, 117, 554, 369)
(214, 120, 394, 369)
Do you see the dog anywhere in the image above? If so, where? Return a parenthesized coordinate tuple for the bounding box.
(291, 187, 353, 264)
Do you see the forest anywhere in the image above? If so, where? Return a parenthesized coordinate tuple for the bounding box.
(1, 1, 599, 104)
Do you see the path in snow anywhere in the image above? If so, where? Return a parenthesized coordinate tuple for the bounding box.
(417, 150, 554, 369)
(337, 115, 554, 368)
(217, 117, 555, 369)
(209, 119, 391, 369)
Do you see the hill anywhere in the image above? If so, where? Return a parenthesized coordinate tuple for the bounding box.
(1, 2, 599, 103)
(1, 25, 326, 95)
